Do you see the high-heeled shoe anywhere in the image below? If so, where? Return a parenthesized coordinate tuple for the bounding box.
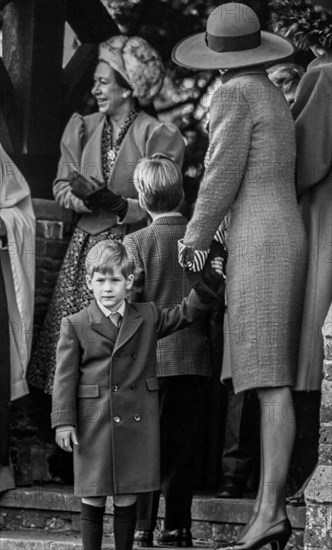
(217, 518, 292, 550)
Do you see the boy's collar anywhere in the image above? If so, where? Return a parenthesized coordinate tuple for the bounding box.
(97, 299, 126, 318)
(150, 211, 183, 222)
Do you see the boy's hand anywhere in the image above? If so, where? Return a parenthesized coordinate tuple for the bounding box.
(211, 256, 226, 279)
(55, 425, 78, 452)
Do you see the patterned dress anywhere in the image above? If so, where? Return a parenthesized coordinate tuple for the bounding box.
(28, 115, 136, 394)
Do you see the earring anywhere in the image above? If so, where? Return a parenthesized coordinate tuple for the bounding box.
(122, 91, 130, 98)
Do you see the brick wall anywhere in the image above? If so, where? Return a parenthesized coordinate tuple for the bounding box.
(10, 199, 76, 486)
(32, 199, 76, 337)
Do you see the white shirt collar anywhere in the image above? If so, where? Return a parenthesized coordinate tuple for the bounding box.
(97, 300, 126, 319)
(152, 212, 183, 222)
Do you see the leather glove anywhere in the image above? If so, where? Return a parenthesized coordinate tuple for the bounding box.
(84, 186, 128, 221)
(69, 171, 106, 201)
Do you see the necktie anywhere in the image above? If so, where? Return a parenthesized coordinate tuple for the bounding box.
(109, 311, 122, 328)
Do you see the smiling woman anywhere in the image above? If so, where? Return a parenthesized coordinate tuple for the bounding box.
(27, 35, 185, 396)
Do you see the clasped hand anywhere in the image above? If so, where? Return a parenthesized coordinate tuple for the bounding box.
(68, 170, 128, 218)
(55, 425, 78, 453)
(68, 170, 106, 203)
(179, 244, 195, 268)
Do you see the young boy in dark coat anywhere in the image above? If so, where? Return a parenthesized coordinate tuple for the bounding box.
(123, 155, 212, 547)
(51, 239, 221, 550)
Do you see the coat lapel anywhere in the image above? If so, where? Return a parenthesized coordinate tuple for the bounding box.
(87, 300, 118, 344)
(81, 115, 104, 180)
(113, 302, 143, 354)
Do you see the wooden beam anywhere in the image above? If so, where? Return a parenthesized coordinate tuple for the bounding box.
(0, 58, 21, 152)
(2, 0, 66, 157)
(61, 43, 98, 130)
(66, 0, 119, 43)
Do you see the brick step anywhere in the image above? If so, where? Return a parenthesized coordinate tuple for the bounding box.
(0, 485, 306, 548)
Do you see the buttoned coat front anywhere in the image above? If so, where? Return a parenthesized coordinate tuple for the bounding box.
(51, 293, 205, 497)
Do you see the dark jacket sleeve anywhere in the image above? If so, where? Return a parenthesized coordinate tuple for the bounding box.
(51, 317, 80, 429)
(153, 289, 211, 340)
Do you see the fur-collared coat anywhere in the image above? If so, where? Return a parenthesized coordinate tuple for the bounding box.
(51, 293, 207, 497)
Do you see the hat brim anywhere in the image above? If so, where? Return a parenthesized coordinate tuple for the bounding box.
(172, 31, 294, 70)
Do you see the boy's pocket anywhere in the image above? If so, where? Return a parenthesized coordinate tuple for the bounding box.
(77, 384, 100, 398)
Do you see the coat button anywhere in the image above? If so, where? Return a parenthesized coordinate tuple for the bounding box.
(131, 353, 136, 359)
(130, 385, 136, 391)
(134, 414, 141, 422)
(114, 416, 121, 423)
(113, 355, 118, 361)
(112, 385, 119, 392)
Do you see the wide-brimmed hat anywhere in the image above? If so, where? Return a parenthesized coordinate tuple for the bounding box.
(172, 2, 294, 70)
(99, 35, 165, 105)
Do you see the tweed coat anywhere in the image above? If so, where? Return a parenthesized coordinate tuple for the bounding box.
(53, 111, 185, 236)
(184, 67, 308, 393)
(292, 54, 332, 390)
(123, 214, 212, 377)
(51, 292, 208, 497)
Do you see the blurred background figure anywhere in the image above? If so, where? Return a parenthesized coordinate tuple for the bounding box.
(0, 143, 35, 493)
(271, 0, 332, 506)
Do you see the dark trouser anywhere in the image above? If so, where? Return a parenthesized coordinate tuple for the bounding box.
(136, 376, 207, 531)
(221, 381, 260, 490)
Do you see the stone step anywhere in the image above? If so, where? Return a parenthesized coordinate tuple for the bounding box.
(0, 530, 111, 549)
(0, 485, 307, 547)
(0, 530, 212, 550)
(0, 484, 306, 524)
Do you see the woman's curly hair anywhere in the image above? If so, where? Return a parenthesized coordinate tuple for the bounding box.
(270, 0, 332, 51)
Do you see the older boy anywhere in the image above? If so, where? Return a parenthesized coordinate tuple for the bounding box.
(51, 239, 218, 550)
(123, 155, 212, 547)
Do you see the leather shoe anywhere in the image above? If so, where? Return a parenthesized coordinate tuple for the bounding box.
(217, 485, 244, 498)
(134, 530, 154, 547)
(157, 528, 193, 547)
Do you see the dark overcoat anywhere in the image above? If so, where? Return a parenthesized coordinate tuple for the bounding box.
(292, 54, 332, 390)
(51, 292, 206, 497)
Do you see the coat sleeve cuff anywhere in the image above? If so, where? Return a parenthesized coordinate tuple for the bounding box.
(51, 408, 77, 429)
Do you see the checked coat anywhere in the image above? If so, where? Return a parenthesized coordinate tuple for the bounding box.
(51, 293, 208, 497)
(123, 214, 212, 377)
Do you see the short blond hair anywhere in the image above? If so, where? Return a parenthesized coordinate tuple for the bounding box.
(85, 240, 134, 278)
(134, 154, 184, 213)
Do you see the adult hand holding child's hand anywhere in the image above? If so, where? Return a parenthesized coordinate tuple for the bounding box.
(179, 244, 195, 269)
(56, 426, 78, 453)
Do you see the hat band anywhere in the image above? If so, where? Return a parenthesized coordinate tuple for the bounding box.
(205, 29, 261, 52)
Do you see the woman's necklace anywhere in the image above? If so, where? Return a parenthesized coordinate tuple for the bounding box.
(102, 108, 140, 179)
